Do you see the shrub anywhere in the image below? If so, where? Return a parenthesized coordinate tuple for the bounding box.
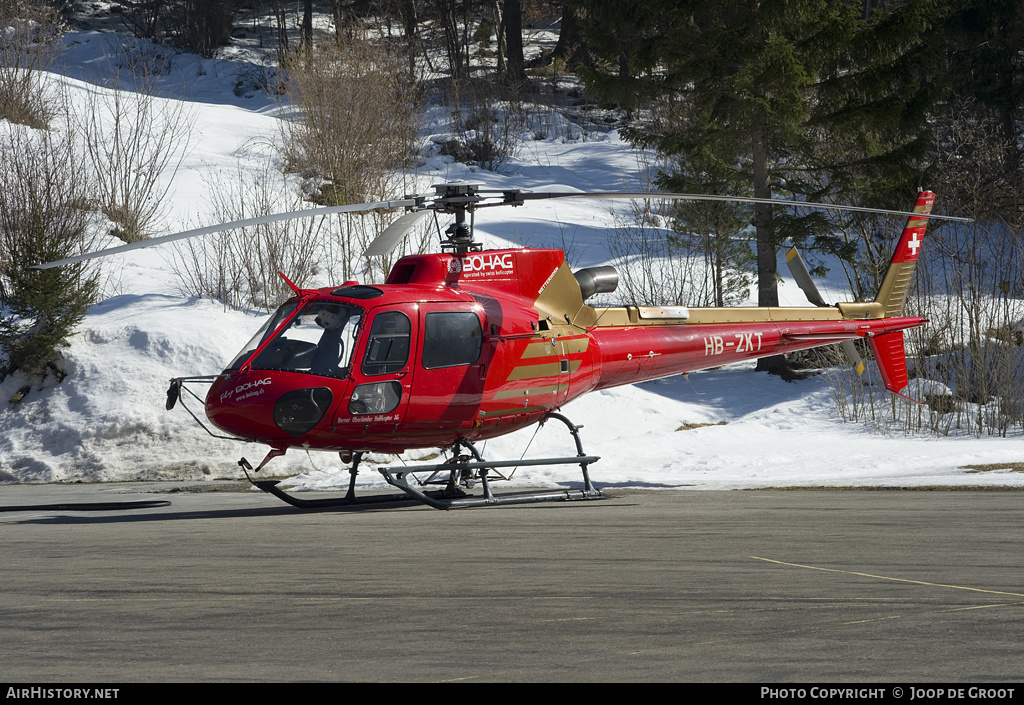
(73, 69, 195, 242)
(170, 157, 321, 312)
(0, 1, 62, 129)
(279, 34, 421, 281)
(0, 125, 99, 385)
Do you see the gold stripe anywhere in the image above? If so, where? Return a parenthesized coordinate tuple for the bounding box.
(493, 384, 560, 400)
(521, 340, 559, 359)
(520, 337, 590, 359)
(507, 361, 561, 380)
(882, 262, 916, 317)
(506, 360, 581, 381)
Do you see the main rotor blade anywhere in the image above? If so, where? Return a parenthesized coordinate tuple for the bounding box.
(784, 247, 828, 307)
(363, 209, 431, 257)
(29, 198, 417, 270)
(509, 192, 973, 223)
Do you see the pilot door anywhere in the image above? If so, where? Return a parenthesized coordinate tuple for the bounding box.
(338, 305, 416, 438)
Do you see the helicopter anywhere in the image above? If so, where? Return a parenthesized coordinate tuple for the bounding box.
(32, 183, 969, 509)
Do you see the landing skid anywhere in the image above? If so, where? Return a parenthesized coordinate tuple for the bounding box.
(242, 412, 604, 510)
(380, 412, 604, 509)
(248, 479, 418, 509)
(241, 452, 426, 509)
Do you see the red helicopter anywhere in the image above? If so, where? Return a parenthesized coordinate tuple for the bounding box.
(34, 184, 968, 509)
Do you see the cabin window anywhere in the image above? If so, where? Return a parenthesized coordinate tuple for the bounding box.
(422, 311, 482, 369)
(360, 311, 411, 376)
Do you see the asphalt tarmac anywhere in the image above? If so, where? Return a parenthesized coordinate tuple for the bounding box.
(1, 481, 1022, 683)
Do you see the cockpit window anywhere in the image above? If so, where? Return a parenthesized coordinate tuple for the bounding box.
(226, 300, 299, 371)
(248, 301, 363, 379)
(361, 311, 411, 376)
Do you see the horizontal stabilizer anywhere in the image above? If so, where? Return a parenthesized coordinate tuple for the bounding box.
(782, 332, 859, 342)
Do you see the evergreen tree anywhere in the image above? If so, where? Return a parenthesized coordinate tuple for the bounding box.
(806, 0, 948, 209)
(942, 0, 1024, 162)
(574, 0, 854, 309)
(574, 0, 953, 309)
(784, 0, 949, 299)
(932, 0, 1024, 216)
(0, 127, 98, 387)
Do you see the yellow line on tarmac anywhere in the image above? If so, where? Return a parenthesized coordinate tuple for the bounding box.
(751, 556, 1024, 598)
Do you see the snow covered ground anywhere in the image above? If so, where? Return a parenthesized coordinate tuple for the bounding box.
(1, 30, 1021, 492)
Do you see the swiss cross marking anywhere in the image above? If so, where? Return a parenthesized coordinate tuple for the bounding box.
(906, 231, 922, 258)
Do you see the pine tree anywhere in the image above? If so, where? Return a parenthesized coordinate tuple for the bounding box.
(805, 0, 948, 209)
(0, 128, 98, 387)
(942, 0, 1024, 161)
(574, 0, 954, 308)
(574, 0, 853, 309)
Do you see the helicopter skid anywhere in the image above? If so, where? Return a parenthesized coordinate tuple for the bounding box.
(249, 460, 604, 510)
(242, 454, 428, 509)
(244, 412, 603, 510)
(378, 458, 604, 510)
(376, 411, 604, 509)
(250, 479, 433, 510)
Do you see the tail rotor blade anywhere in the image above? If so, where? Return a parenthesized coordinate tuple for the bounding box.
(840, 340, 866, 376)
(363, 210, 431, 257)
(784, 247, 828, 307)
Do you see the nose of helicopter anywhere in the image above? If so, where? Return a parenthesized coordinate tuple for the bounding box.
(205, 371, 337, 441)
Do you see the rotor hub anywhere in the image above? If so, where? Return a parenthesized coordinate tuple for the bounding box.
(433, 182, 484, 253)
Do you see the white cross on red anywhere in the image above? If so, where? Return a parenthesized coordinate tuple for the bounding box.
(906, 231, 921, 258)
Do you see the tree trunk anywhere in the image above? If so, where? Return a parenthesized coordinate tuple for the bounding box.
(552, 2, 587, 68)
(301, 0, 313, 51)
(439, 0, 467, 79)
(503, 0, 528, 87)
(752, 119, 788, 374)
(397, 0, 418, 74)
(271, 0, 289, 65)
(493, 0, 506, 77)
(751, 123, 778, 308)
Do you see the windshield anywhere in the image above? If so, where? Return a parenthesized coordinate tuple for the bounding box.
(252, 300, 363, 379)
(225, 300, 299, 371)
(231, 300, 364, 379)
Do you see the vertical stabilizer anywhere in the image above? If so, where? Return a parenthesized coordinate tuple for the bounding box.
(869, 331, 909, 393)
(869, 330, 922, 402)
(874, 191, 934, 317)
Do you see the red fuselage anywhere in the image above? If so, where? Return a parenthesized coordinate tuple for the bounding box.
(204, 248, 924, 454)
